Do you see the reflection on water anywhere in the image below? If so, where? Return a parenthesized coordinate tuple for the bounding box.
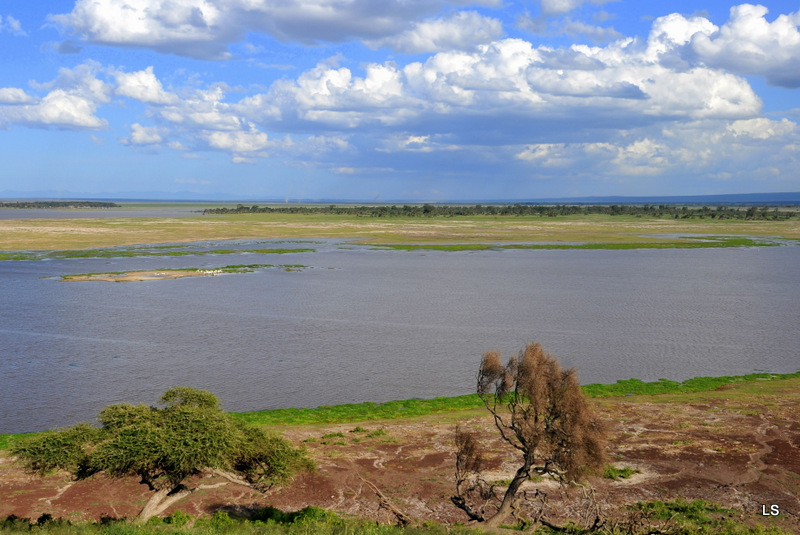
(1, 240, 798, 433)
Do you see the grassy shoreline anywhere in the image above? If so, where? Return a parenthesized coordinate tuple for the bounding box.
(3, 371, 797, 449)
(2, 212, 799, 252)
(1, 234, 795, 262)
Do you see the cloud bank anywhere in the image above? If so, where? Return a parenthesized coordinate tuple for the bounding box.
(1, 2, 797, 197)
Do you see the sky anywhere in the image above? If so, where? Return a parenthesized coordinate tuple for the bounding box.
(0, 1, 799, 201)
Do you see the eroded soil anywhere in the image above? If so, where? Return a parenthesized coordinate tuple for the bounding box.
(2, 383, 798, 531)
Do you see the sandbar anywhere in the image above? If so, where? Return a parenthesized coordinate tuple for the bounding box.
(63, 269, 224, 282)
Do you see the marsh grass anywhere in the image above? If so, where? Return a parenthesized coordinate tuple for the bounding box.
(1, 247, 315, 262)
(371, 236, 778, 251)
(2, 212, 799, 252)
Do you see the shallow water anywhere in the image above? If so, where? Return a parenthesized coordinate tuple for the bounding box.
(1, 240, 798, 433)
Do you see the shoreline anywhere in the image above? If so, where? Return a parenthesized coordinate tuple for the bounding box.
(3, 370, 797, 447)
(2, 234, 797, 262)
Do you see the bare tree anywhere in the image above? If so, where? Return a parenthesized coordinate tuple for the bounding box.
(452, 343, 607, 528)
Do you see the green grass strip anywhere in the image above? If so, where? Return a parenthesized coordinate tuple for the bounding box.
(3, 371, 797, 448)
(581, 371, 800, 397)
(0, 248, 315, 261)
(230, 371, 800, 427)
(372, 236, 779, 252)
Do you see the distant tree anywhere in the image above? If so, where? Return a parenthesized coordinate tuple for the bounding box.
(12, 387, 313, 524)
(452, 343, 607, 529)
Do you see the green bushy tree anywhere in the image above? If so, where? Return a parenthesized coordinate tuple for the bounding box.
(12, 387, 313, 523)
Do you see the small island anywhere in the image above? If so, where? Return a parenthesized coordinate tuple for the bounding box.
(61, 264, 306, 282)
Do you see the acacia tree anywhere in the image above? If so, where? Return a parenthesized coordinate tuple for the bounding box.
(452, 343, 607, 528)
(12, 387, 313, 523)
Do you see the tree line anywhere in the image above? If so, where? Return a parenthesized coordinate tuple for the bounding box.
(204, 203, 798, 220)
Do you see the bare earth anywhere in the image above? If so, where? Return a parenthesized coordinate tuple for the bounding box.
(1, 382, 798, 531)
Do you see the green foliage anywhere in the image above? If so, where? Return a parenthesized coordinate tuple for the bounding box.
(164, 511, 192, 527)
(251, 505, 342, 525)
(1, 508, 794, 535)
(232, 424, 315, 492)
(11, 423, 101, 475)
(160, 387, 220, 410)
(633, 498, 730, 522)
(603, 465, 641, 480)
(90, 401, 241, 489)
(11, 388, 312, 522)
(203, 203, 800, 221)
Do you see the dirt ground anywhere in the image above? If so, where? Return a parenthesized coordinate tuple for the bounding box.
(2, 383, 798, 532)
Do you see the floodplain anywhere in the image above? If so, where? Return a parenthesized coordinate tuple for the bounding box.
(1, 203, 799, 252)
(1, 204, 799, 533)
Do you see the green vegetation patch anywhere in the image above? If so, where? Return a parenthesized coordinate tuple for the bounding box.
(604, 464, 641, 480)
(4, 372, 798, 448)
(2, 500, 795, 534)
(582, 371, 800, 397)
(1, 247, 315, 262)
(1, 508, 484, 534)
(232, 395, 485, 427)
(230, 371, 800, 427)
(372, 236, 778, 252)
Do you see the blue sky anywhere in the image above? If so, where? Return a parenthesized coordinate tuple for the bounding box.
(1, 1, 798, 201)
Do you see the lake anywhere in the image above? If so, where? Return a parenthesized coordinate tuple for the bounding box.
(1, 239, 798, 433)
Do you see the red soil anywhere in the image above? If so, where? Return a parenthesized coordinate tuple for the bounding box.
(2, 386, 798, 531)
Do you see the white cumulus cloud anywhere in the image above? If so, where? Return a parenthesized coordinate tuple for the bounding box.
(0, 88, 35, 105)
(364, 11, 503, 53)
(690, 4, 800, 88)
(123, 123, 165, 145)
(727, 117, 796, 140)
(0, 63, 110, 130)
(49, 0, 502, 59)
(114, 67, 179, 105)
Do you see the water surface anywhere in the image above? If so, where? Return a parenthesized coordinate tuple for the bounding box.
(1, 240, 798, 433)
